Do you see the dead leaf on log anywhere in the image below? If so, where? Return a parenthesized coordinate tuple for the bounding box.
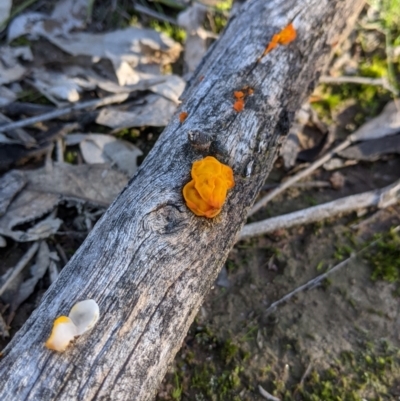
(0, 86, 17, 107)
(177, 3, 213, 77)
(280, 132, 300, 169)
(12, 241, 51, 312)
(339, 134, 400, 161)
(40, 28, 181, 86)
(149, 75, 186, 105)
(323, 158, 358, 171)
(66, 133, 143, 177)
(350, 101, 400, 142)
(7, 0, 90, 42)
(30, 69, 84, 105)
(6, 3, 182, 109)
(0, 312, 9, 338)
(0, 46, 33, 85)
(0, 123, 78, 172)
(0, 0, 11, 28)
(0, 163, 128, 242)
(0, 112, 36, 147)
(96, 94, 178, 128)
(0, 170, 26, 216)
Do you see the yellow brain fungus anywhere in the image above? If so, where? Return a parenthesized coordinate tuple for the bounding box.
(45, 299, 100, 352)
(183, 156, 235, 218)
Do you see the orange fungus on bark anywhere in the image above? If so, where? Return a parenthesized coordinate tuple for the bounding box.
(260, 22, 297, 59)
(233, 98, 245, 112)
(183, 156, 235, 218)
(179, 112, 188, 123)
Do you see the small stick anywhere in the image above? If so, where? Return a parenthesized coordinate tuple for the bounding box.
(249, 138, 352, 216)
(299, 362, 313, 387)
(262, 180, 330, 191)
(258, 385, 281, 401)
(0, 93, 130, 133)
(0, 242, 40, 297)
(264, 227, 399, 315)
(133, 4, 177, 25)
(241, 179, 400, 240)
(0, 313, 9, 338)
(54, 243, 68, 266)
(48, 261, 59, 284)
(320, 75, 397, 94)
(56, 138, 64, 163)
(265, 253, 356, 315)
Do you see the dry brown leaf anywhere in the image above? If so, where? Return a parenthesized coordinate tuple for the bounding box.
(0, 163, 128, 242)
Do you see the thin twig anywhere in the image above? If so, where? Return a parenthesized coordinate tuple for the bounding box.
(320, 75, 398, 94)
(0, 313, 9, 338)
(48, 261, 59, 284)
(258, 385, 281, 401)
(264, 227, 399, 315)
(241, 179, 400, 240)
(249, 138, 352, 216)
(262, 180, 330, 191)
(134, 3, 177, 24)
(54, 243, 68, 266)
(56, 138, 64, 163)
(0, 242, 40, 297)
(299, 362, 313, 387)
(0, 93, 130, 133)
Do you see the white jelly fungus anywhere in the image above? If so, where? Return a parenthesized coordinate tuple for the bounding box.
(45, 316, 77, 352)
(45, 299, 100, 352)
(69, 299, 100, 335)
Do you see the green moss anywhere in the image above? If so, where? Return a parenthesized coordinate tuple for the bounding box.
(215, 0, 232, 12)
(221, 339, 239, 364)
(17, 89, 53, 105)
(296, 341, 400, 401)
(9, 36, 31, 47)
(190, 364, 243, 401)
(171, 372, 183, 401)
(366, 228, 400, 286)
(65, 150, 78, 164)
(149, 20, 186, 43)
(334, 244, 353, 261)
(225, 259, 238, 272)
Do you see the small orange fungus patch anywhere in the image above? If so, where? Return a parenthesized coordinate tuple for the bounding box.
(260, 22, 297, 59)
(183, 156, 235, 218)
(179, 111, 188, 123)
(232, 86, 254, 112)
(278, 22, 297, 44)
(234, 91, 244, 99)
(233, 98, 245, 112)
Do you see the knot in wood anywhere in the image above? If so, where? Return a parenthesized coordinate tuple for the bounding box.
(187, 130, 214, 152)
(144, 204, 186, 235)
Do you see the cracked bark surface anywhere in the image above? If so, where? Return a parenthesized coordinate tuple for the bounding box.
(0, 0, 364, 399)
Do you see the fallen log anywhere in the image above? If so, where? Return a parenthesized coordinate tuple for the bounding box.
(0, 0, 365, 400)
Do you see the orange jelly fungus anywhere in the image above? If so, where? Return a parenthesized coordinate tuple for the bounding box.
(261, 22, 297, 58)
(179, 111, 188, 123)
(277, 22, 297, 45)
(183, 156, 235, 218)
(233, 98, 245, 112)
(234, 91, 245, 99)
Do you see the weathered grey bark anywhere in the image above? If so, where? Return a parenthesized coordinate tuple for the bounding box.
(0, 0, 364, 400)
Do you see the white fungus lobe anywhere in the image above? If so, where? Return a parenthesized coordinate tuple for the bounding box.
(69, 299, 100, 335)
(45, 299, 100, 352)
